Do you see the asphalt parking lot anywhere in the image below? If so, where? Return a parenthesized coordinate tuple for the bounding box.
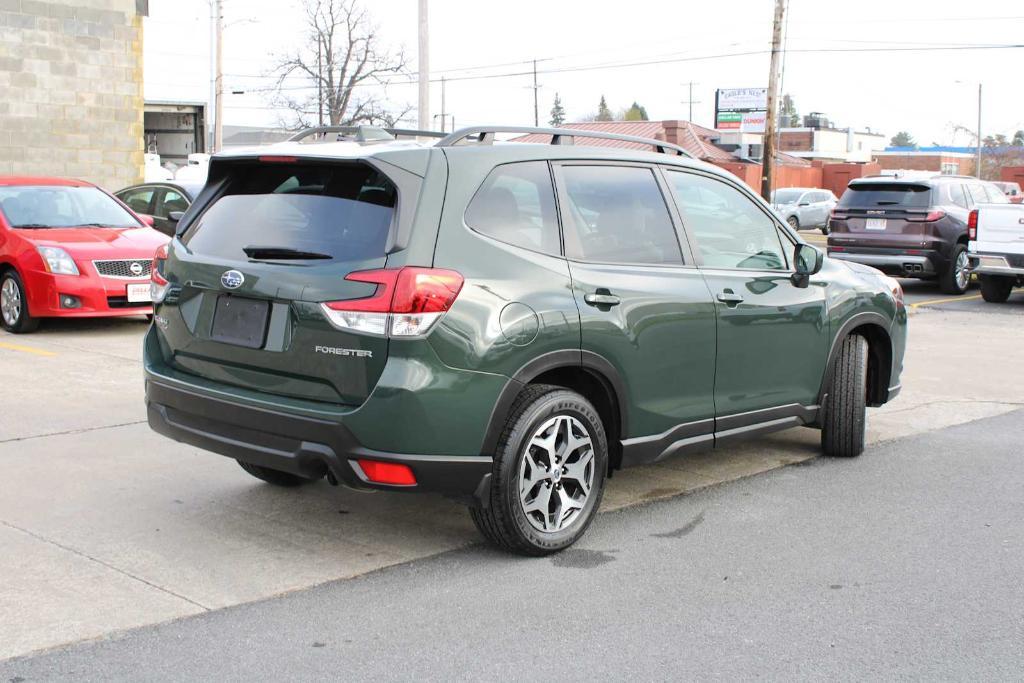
(2, 278, 1023, 662)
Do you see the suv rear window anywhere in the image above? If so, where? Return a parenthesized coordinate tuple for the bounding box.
(182, 162, 396, 261)
(838, 183, 931, 209)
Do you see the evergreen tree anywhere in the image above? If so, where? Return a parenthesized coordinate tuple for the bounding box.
(549, 93, 566, 127)
(595, 95, 613, 122)
(1011, 130, 1024, 146)
(890, 131, 917, 148)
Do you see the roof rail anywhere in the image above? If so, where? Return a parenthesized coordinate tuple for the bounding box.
(435, 125, 695, 159)
(287, 125, 447, 144)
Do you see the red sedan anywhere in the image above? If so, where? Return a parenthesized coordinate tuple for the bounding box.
(0, 176, 169, 333)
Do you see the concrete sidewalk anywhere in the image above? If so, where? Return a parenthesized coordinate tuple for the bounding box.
(2, 308, 1022, 660)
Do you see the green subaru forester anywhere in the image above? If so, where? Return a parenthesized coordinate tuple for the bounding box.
(145, 125, 907, 555)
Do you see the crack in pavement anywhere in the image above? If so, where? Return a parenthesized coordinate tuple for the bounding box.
(877, 398, 1024, 417)
(0, 421, 148, 445)
(0, 519, 210, 612)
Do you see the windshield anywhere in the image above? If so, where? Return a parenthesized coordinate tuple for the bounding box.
(182, 162, 396, 262)
(772, 189, 804, 204)
(838, 183, 932, 209)
(0, 186, 142, 229)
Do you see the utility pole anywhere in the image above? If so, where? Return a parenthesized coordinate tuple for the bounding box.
(976, 82, 982, 179)
(532, 59, 539, 127)
(317, 34, 324, 127)
(417, 0, 430, 131)
(681, 81, 700, 122)
(440, 76, 446, 132)
(213, 0, 223, 152)
(760, 0, 786, 202)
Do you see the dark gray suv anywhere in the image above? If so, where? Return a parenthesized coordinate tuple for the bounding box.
(827, 174, 1009, 294)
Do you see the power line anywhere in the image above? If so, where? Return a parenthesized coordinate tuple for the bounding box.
(236, 42, 1024, 95)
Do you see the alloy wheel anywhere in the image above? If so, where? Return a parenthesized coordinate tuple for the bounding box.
(955, 250, 969, 290)
(1, 277, 20, 327)
(518, 415, 595, 533)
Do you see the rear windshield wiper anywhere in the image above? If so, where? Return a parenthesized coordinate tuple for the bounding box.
(243, 245, 333, 260)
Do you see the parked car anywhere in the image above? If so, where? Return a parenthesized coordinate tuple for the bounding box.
(115, 181, 204, 237)
(990, 180, 1023, 204)
(0, 176, 168, 333)
(771, 187, 838, 234)
(144, 125, 907, 556)
(827, 175, 1009, 294)
(967, 203, 1024, 302)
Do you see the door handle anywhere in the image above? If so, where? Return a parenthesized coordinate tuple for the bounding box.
(584, 292, 621, 306)
(717, 291, 744, 305)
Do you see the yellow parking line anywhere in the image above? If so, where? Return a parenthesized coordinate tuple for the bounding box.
(909, 293, 984, 309)
(0, 341, 57, 356)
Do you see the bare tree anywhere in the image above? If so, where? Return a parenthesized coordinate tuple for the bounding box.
(271, 0, 412, 129)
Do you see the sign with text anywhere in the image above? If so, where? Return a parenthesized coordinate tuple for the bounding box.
(716, 88, 768, 112)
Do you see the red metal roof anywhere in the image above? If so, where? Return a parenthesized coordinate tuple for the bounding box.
(511, 121, 810, 167)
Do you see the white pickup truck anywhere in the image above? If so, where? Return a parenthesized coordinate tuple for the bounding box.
(968, 205, 1024, 303)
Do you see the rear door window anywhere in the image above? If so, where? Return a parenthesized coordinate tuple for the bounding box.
(182, 162, 396, 262)
(558, 165, 683, 265)
(118, 188, 155, 214)
(941, 183, 968, 209)
(838, 183, 932, 209)
(983, 184, 1010, 204)
(966, 184, 989, 206)
(464, 161, 560, 254)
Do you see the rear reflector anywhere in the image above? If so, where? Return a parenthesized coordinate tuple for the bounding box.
(357, 459, 417, 486)
(967, 209, 979, 240)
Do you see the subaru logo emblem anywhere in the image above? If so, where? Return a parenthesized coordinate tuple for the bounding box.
(129, 261, 143, 276)
(221, 270, 244, 289)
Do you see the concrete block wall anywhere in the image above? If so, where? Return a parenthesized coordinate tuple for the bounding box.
(0, 0, 144, 190)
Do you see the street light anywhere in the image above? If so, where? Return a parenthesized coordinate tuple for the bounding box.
(955, 80, 982, 179)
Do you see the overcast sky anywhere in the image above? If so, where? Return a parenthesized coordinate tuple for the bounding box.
(147, 0, 1024, 145)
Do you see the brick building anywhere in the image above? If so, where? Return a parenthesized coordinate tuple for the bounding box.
(0, 0, 146, 190)
(872, 147, 977, 177)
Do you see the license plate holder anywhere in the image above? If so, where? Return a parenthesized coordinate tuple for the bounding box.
(210, 295, 270, 349)
(865, 218, 887, 231)
(126, 283, 151, 303)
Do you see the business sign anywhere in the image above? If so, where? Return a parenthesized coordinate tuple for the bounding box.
(716, 87, 768, 112)
(715, 87, 768, 133)
(715, 110, 766, 133)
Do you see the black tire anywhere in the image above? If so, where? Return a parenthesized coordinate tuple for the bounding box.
(821, 334, 868, 458)
(820, 224, 830, 235)
(470, 384, 608, 556)
(237, 460, 317, 487)
(0, 270, 40, 334)
(979, 275, 1014, 303)
(787, 216, 800, 230)
(938, 243, 970, 295)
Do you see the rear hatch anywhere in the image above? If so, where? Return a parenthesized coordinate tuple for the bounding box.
(157, 158, 407, 406)
(830, 182, 941, 248)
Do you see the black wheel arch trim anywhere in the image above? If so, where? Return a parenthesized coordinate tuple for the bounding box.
(817, 311, 895, 409)
(479, 349, 629, 457)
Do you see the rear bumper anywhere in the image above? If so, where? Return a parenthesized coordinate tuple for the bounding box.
(146, 376, 493, 500)
(967, 252, 1024, 277)
(827, 250, 939, 276)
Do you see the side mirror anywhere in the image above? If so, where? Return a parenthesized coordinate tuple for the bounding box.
(138, 214, 155, 227)
(792, 243, 823, 288)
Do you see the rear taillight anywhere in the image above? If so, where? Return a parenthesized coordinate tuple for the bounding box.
(150, 243, 170, 303)
(967, 209, 979, 240)
(830, 209, 848, 220)
(322, 267, 464, 337)
(906, 210, 946, 222)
